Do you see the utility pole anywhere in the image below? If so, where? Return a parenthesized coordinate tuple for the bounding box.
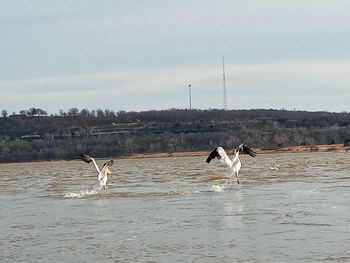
(188, 84, 192, 110)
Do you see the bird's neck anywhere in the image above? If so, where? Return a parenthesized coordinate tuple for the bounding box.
(92, 159, 101, 173)
(232, 151, 239, 161)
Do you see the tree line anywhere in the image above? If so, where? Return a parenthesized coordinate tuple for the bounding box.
(2, 108, 118, 118)
(0, 108, 349, 163)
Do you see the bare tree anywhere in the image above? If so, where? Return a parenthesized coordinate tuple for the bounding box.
(96, 108, 105, 118)
(68, 108, 79, 117)
(80, 108, 91, 117)
(1, 109, 8, 118)
(58, 109, 66, 117)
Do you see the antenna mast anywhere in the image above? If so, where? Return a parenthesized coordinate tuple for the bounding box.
(222, 55, 228, 110)
(188, 84, 192, 110)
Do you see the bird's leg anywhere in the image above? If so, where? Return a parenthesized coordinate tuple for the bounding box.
(239, 156, 244, 167)
(235, 172, 240, 184)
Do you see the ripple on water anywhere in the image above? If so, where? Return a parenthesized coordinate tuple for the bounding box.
(0, 152, 349, 262)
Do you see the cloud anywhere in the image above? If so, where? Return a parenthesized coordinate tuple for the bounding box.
(1, 60, 349, 113)
(226, 61, 350, 111)
(2, 0, 350, 79)
(1, 1, 350, 113)
(0, 64, 219, 112)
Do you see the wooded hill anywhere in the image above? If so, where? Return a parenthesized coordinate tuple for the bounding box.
(1, 108, 350, 163)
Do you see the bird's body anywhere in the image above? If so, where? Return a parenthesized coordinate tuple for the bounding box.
(230, 151, 242, 181)
(269, 161, 279, 171)
(79, 154, 113, 189)
(206, 143, 257, 184)
(98, 160, 114, 189)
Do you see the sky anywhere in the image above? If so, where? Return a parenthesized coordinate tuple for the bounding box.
(1, 0, 350, 114)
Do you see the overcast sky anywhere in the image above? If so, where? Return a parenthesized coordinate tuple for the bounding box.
(1, 0, 350, 114)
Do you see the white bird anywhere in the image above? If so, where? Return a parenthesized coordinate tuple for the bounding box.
(79, 154, 113, 189)
(269, 161, 279, 170)
(206, 143, 257, 184)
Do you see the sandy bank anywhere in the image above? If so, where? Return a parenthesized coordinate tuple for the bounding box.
(118, 144, 350, 160)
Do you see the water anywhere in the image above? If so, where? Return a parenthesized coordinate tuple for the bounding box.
(0, 152, 349, 262)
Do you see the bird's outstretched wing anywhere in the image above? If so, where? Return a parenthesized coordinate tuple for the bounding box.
(206, 148, 220, 163)
(79, 154, 101, 173)
(206, 147, 232, 167)
(98, 160, 114, 182)
(100, 160, 114, 176)
(101, 160, 114, 170)
(237, 143, 257, 157)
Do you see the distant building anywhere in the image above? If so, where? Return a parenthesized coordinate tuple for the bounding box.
(21, 134, 41, 141)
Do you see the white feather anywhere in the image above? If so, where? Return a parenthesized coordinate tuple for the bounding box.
(98, 165, 111, 189)
(216, 147, 233, 167)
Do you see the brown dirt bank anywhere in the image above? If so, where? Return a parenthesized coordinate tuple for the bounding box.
(1, 144, 348, 164)
(117, 144, 350, 160)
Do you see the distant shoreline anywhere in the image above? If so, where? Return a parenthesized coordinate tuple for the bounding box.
(118, 144, 349, 160)
(0, 144, 348, 164)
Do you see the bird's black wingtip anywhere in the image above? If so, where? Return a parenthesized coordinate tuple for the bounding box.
(244, 145, 257, 157)
(79, 153, 93, 163)
(103, 159, 114, 168)
(238, 143, 257, 157)
(206, 148, 220, 163)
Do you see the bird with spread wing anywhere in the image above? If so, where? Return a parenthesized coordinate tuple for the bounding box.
(206, 143, 257, 184)
(79, 154, 114, 189)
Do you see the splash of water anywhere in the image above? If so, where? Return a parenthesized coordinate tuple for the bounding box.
(64, 182, 102, 198)
(168, 190, 200, 195)
(210, 184, 226, 192)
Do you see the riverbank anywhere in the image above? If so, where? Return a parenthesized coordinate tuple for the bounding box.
(1, 144, 348, 164)
(118, 144, 350, 160)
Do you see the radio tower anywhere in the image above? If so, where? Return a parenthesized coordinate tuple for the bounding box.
(222, 55, 228, 110)
(188, 84, 192, 110)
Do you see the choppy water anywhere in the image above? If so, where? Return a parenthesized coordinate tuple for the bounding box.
(0, 152, 349, 262)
